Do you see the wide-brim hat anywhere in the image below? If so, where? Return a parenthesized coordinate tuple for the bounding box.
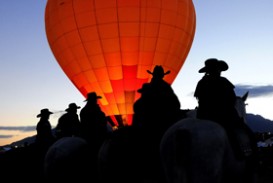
(199, 58, 228, 73)
(147, 65, 170, 77)
(65, 103, 81, 112)
(84, 92, 102, 102)
(37, 108, 53, 118)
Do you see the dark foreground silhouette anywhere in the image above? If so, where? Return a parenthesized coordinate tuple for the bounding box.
(0, 64, 269, 183)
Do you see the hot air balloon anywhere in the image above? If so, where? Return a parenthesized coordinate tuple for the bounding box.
(45, 0, 196, 126)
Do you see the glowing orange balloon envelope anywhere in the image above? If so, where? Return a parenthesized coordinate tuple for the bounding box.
(45, 0, 196, 126)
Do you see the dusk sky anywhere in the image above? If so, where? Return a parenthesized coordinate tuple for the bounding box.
(1, 0, 273, 146)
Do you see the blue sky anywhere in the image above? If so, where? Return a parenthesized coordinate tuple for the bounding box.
(1, 0, 273, 146)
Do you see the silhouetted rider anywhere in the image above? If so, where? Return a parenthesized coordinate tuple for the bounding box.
(55, 103, 81, 139)
(133, 65, 181, 132)
(80, 92, 108, 147)
(194, 58, 257, 162)
(132, 65, 182, 182)
(35, 108, 55, 147)
(194, 58, 238, 127)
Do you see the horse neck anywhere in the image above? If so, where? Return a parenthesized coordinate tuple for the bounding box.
(185, 109, 197, 118)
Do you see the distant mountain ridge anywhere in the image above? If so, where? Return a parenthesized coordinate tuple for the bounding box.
(10, 135, 36, 147)
(246, 113, 273, 133)
(3, 113, 273, 148)
(7, 128, 57, 148)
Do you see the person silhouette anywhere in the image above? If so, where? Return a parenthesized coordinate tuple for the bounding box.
(80, 92, 108, 148)
(55, 103, 81, 139)
(79, 92, 109, 182)
(147, 65, 182, 122)
(133, 65, 182, 132)
(194, 58, 237, 125)
(34, 108, 56, 181)
(194, 58, 257, 161)
(132, 65, 182, 182)
(35, 108, 55, 147)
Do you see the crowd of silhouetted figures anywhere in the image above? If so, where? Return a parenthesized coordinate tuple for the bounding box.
(0, 93, 111, 182)
(0, 63, 272, 183)
(0, 66, 177, 182)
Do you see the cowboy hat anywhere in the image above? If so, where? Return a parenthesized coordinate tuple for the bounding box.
(65, 103, 81, 112)
(199, 58, 228, 73)
(37, 108, 53, 118)
(84, 92, 102, 102)
(147, 65, 171, 78)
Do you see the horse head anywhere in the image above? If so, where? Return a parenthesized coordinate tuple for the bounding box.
(235, 91, 249, 123)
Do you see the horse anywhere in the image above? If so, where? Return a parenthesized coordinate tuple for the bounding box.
(44, 136, 96, 182)
(160, 92, 258, 183)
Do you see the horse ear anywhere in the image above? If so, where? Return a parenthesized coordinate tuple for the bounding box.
(242, 91, 249, 102)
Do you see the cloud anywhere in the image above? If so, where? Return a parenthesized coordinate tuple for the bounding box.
(0, 126, 36, 132)
(0, 135, 13, 138)
(184, 84, 273, 99)
(235, 84, 273, 98)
